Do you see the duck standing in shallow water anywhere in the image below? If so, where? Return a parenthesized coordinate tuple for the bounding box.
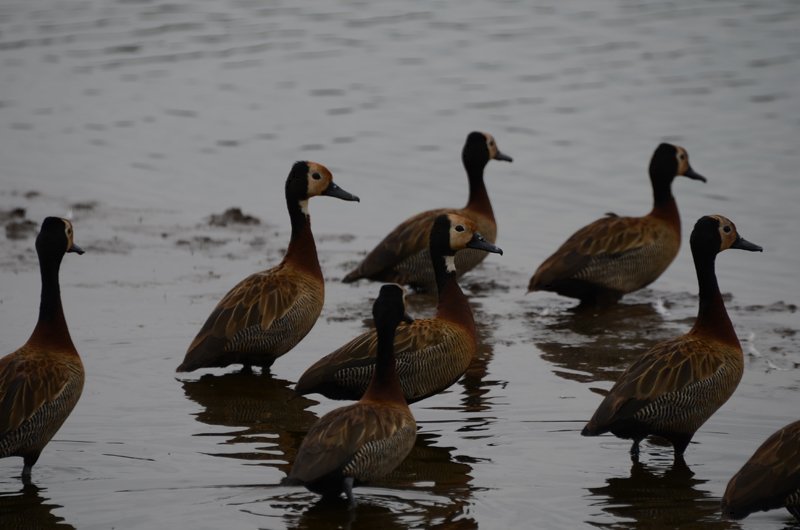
(0, 217, 85, 480)
(295, 213, 502, 403)
(343, 131, 511, 292)
(288, 284, 416, 505)
(581, 215, 761, 461)
(529, 143, 706, 306)
(722, 419, 800, 521)
(177, 161, 359, 373)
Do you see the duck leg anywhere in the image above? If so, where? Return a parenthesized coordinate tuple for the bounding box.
(343, 476, 355, 507)
(629, 439, 641, 462)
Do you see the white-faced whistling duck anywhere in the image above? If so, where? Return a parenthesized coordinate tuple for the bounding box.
(287, 283, 416, 505)
(581, 215, 762, 461)
(342, 131, 511, 293)
(528, 143, 706, 306)
(177, 161, 359, 373)
(0, 217, 85, 481)
(295, 213, 502, 403)
(722, 419, 800, 521)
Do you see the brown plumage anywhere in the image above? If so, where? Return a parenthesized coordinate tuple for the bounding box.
(295, 213, 503, 403)
(288, 284, 416, 504)
(529, 143, 706, 305)
(581, 215, 762, 459)
(0, 217, 85, 480)
(342, 131, 511, 292)
(722, 420, 800, 521)
(177, 161, 359, 373)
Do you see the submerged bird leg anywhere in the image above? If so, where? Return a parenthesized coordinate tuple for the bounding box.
(21, 465, 32, 479)
(672, 436, 691, 458)
(22, 453, 39, 481)
(671, 453, 691, 476)
(21, 461, 34, 482)
(629, 439, 641, 461)
(343, 476, 355, 507)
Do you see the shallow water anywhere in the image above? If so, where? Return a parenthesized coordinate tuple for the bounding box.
(1, 1, 799, 528)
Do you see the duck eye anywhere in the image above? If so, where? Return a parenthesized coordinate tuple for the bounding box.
(723, 225, 732, 233)
(312, 172, 322, 180)
(455, 225, 465, 232)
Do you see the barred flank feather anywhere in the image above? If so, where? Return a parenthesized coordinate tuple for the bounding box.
(722, 420, 800, 521)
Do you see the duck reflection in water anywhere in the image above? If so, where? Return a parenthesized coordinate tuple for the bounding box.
(283, 432, 477, 529)
(287, 498, 406, 530)
(179, 372, 317, 474)
(0, 482, 74, 529)
(458, 302, 503, 417)
(586, 459, 736, 529)
(529, 296, 680, 384)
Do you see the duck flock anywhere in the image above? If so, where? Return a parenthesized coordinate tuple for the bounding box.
(0, 132, 796, 522)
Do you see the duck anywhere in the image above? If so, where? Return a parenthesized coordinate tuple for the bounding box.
(287, 283, 417, 504)
(177, 161, 359, 373)
(0, 217, 85, 480)
(528, 143, 706, 306)
(295, 213, 502, 403)
(342, 131, 511, 292)
(581, 215, 762, 460)
(722, 419, 800, 521)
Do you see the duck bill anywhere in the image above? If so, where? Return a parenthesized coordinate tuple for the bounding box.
(683, 166, 707, 182)
(494, 150, 513, 163)
(731, 235, 762, 252)
(68, 243, 85, 255)
(322, 182, 360, 202)
(467, 233, 503, 255)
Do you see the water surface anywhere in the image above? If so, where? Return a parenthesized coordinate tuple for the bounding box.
(1, 1, 799, 528)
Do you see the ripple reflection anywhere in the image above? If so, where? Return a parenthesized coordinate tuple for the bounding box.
(0, 483, 74, 530)
(586, 459, 735, 529)
(180, 372, 318, 474)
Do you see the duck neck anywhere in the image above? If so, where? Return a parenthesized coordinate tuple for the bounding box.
(465, 162, 493, 219)
(284, 197, 322, 278)
(649, 174, 680, 232)
(29, 252, 76, 351)
(362, 324, 405, 403)
(689, 251, 740, 347)
(433, 252, 475, 329)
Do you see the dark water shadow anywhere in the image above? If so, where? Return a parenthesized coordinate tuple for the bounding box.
(0, 482, 75, 530)
(179, 371, 318, 475)
(286, 496, 407, 530)
(528, 295, 691, 384)
(458, 301, 504, 415)
(390, 431, 475, 494)
(585, 459, 737, 529)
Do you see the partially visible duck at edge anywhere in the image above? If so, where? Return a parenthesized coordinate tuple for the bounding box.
(287, 284, 416, 505)
(0, 217, 85, 481)
(529, 143, 706, 306)
(581, 215, 762, 462)
(722, 419, 800, 522)
(343, 131, 511, 293)
(177, 161, 359, 373)
(296, 213, 502, 403)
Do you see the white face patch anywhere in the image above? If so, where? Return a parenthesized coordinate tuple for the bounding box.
(444, 255, 456, 273)
(299, 199, 309, 216)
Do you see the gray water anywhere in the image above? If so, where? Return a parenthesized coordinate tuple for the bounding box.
(0, 1, 798, 528)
